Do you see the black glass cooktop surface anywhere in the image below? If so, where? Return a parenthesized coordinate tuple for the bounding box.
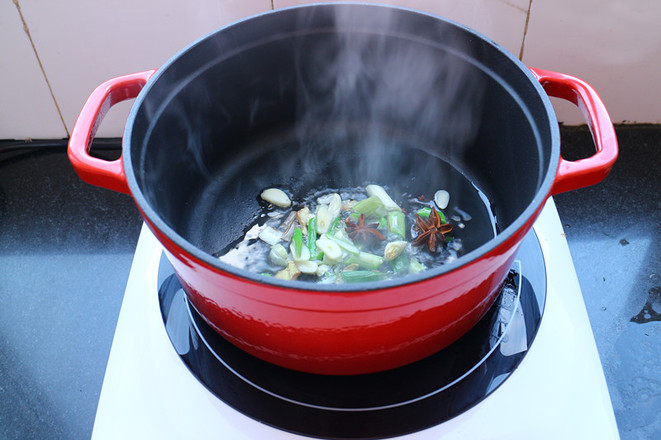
(158, 230, 546, 439)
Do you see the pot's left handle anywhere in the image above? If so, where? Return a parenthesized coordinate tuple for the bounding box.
(68, 70, 156, 194)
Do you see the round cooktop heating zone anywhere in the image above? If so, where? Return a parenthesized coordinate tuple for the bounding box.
(157, 231, 546, 439)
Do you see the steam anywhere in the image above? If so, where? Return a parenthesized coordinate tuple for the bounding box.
(137, 4, 490, 254)
(293, 5, 486, 189)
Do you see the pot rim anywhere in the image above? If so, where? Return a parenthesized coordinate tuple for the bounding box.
(122, 3, 560, 293)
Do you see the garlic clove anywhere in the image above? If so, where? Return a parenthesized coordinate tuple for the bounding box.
(384, 241, 407, 261)
(260, 188, 291, 208)
(296, 260, 319, 274)
(258, 226, 283, 245)
(315, 205, 333, 234)
(316, 236, 342, 261)
(434, 190, 450, 210)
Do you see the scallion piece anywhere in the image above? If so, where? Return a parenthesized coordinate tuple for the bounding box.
(292, 227, 303, 259)
(391, 252, 410, 274)
(327, 216, 341, 236)
(346, 251, 384, 270)
(308, 217, 318, 256)
(416, 207, 447, 223)
(352, 196, 385, 217)
(387, 211, 406, 238)
(409, 258, 425, 275)
(326, 234, 360, 255)
(340, 270, 386, 283)
(366, 184, 401, 212)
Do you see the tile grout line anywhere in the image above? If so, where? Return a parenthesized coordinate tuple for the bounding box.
(518, 0, 533, 61)
(499, 0, 528, 14)
(12, 0, 70, 137)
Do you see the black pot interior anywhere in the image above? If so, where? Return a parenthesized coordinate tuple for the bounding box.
(127, 4, 555, 268)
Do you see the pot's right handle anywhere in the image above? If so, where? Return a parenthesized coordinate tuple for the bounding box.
(529, 67, 618, 195)
(68, 70, 156, 194)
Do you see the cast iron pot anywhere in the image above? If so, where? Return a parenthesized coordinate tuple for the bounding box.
(68, 4, 617, 375)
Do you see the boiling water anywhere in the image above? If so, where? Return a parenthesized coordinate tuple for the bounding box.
(209, 134, 498, 283)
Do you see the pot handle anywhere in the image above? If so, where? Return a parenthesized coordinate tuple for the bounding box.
(529, 67, 618, 195)
(68, 70, 156, 194)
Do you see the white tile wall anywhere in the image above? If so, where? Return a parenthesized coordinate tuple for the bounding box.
(2, 0, 658, 139)
(1, 0, 67, 139)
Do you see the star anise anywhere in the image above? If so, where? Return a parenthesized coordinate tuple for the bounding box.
(344, 214, 385, 245)
(412, 209, 453, 253)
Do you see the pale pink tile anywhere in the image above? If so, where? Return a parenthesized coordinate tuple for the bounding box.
(274, 0, 528, 55)
(523, 0, 661, 124)
(0, 1, 67, 139)
(19, 0, 272, 137)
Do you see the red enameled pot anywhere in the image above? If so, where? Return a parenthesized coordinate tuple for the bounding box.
(68, 4, 617, 375)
